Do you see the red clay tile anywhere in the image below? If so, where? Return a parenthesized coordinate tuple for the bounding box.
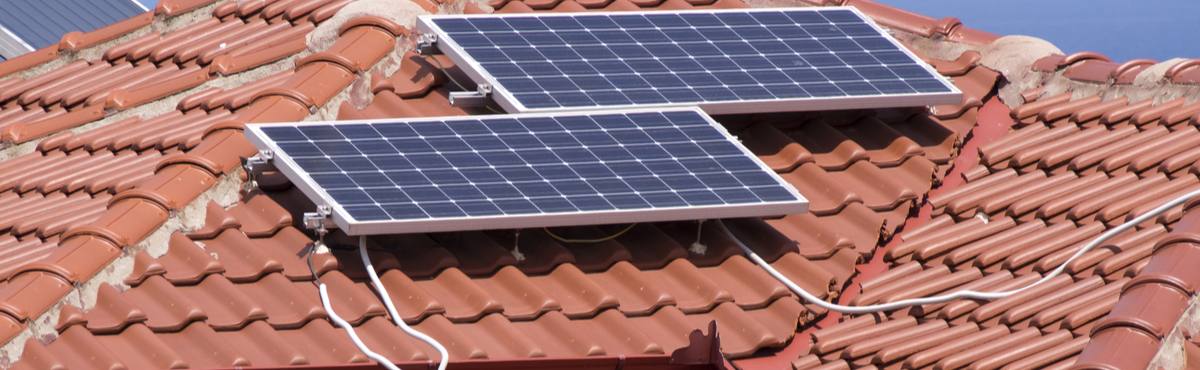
(40, 324, 119, 369)
(153, 233, 224, 284)
(970, 329, 1073, 370)
(0, 45, 58, 79)
(1029, 278, 1124, 328)
(814, 316, 916, 355)
(0, 271, 71, 320)
(527, 264, 619, 319)
(868, 322, 976, 365)
(4, 61, 96, 104)
(125, 250, 166, 287)
(85, 284, 147, 334)
(3, 104, 105, 144)
(1136, 241, 1200, 293)
(1072, 326, 1159, 370)
(962, 274, 1072, 324)
(1001, 339, 1085, 369)
(1, 1, 1196, 369)
(1000, 276, 1105, 327)
(769, 203, 882, 259)
(55, 305, 88, 334)
(108, 66, 211, 111)
(175, 275, 264, 331)
(841, 319, 947, 360)
(1054, 227, 1164, 275)
(1070, 97, 1128, 124)
(156, 0, 217, 16)
(123, 275, 208, 332)
(1094, 281, 1189, 339)
(0, 313, 19, 344)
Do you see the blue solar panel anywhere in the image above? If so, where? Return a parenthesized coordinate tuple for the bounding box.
(418, 8, 960, 114)
(246, 108, 807, 235)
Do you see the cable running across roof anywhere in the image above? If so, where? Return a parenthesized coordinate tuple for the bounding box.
(310, 238, 451, 370)
(727, 188, 1200, 314)
(360, 236, 451, 370)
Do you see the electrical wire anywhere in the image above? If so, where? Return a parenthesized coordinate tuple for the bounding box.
(728, 188, 1200, 314)
(543, 223, 637, 243)
(310, 240, 400, 370)
(360, 237, 450, 370)
(320, 284, 402, 370)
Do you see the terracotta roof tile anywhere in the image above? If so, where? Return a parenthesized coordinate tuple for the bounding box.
(1, 0, 1198, 369)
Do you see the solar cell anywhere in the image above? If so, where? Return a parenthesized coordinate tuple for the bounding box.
(245, 108, 807, 235)
(417, 7, 961, 114)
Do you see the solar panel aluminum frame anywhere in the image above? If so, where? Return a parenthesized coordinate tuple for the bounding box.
(244, 107, 808, 235)
(416, 7, 962, 115)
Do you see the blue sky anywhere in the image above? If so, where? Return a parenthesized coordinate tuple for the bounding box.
(876, 0, 1200, 62)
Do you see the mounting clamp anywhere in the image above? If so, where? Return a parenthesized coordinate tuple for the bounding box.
(242, 150, 275, 193)
(449, 84, 491, 107)
(417, 33, 439, 55)
(303, 205, 337, 233)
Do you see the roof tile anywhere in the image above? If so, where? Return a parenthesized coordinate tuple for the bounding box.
(202, 229, 284, 282)
(240, 272, 324, 330)
(85, 284, 147, 334)
(0, 271, 71, 321)
(4, 0, 1199, 368)
(183, 274, 268, 331)
(225, 193, 293, 238)
(1093, 281, 1189, 339)
(1072, 326, 1159, 370)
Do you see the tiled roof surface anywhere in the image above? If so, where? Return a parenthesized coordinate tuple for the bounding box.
(0, 0, 1198, 369)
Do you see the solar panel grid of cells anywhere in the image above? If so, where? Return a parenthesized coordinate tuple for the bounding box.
(419, 7, 960, 114)
(246, 108, 807, 235)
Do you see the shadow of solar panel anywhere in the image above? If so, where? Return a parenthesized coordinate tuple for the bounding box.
(246, 108, 808, 235)
(419, 7, 960, 114)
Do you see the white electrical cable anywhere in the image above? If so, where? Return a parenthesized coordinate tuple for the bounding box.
(319, 283, 402, 370)
(360, 237, 450, 370)
(731, 188, 1200, 314)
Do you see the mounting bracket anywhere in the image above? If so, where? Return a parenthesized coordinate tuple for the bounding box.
(242, 150, 275, 193)
(303, 205, 336, 233)
(449, 84, 491, 107)
(416, 33, 439, 55)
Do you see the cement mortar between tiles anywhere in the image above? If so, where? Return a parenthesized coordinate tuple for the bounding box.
(976, 36, 1061, 108)
(0, 52, 301, 164)
(0, 2, 452, 364)
(305, 0, 456, 121)
(0, 141, 37, 163)
(1019, 58, 1199, 109)
(1124, 59, 1200, 104)
(1152, 294, 1200, 370)
(0, 169, 243, 367)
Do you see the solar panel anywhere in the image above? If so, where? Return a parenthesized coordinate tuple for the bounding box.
(245, 108, 807, 235)
(416, 7, 961, 114)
